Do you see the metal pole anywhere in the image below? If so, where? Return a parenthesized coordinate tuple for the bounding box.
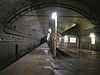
(89, 37, 91, 54)
(76, 36, 79, 57)
(53, 15, 57, 57)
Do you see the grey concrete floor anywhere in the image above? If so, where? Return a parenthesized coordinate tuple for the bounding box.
(0, 43, 100, 75)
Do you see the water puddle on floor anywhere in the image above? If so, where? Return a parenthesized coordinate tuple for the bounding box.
(44, 66, 52, 69)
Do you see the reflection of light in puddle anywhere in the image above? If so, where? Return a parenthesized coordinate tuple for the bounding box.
(44, 66, 52, 69)
(91, 51, 96, 54)
(50, 62, 58, 69)
(50, 62, 63, 75)
(53, 70, 63, 75)
(45, 59, 49, 61)
(44, 50, 48, 54)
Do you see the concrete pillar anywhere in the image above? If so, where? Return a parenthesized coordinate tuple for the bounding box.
(52, 12, 57, 57)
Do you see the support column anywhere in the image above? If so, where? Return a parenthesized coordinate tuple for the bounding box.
(52, 12, 57, 57)
(76, 36, 79, 57)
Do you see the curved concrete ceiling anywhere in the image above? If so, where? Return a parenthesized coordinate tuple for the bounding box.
(35, 7, 94, 34)
(0, 0, 100, 39)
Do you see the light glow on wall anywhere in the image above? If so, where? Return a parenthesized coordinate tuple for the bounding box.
(63, 35, 68, 42)
(91, 37, 95, 44)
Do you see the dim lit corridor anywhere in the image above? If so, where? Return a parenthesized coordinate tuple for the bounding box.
(0, 43, 100, 75)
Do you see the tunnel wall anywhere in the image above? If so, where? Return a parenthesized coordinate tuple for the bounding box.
(0, 34, 40, 61)
(0, 10, 44, 62)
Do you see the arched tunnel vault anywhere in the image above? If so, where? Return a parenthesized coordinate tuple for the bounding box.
(0, 0, 100, 70)
(1, 0, 98, 40)
(0, 0, 99, 39)
(5, 7, 94, 38)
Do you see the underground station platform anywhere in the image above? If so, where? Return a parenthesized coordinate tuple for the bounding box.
(0, 43, 100, 75)
(0, 0, 100, 75)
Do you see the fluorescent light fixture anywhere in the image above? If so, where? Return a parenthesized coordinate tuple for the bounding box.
(72, 23, 76, 27)
(91, 37, 95, 44)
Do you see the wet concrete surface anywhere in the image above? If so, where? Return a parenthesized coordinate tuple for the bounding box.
(0, 44, 100, 75)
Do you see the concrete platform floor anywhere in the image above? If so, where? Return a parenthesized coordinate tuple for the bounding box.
(0, 43, 100, 75)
